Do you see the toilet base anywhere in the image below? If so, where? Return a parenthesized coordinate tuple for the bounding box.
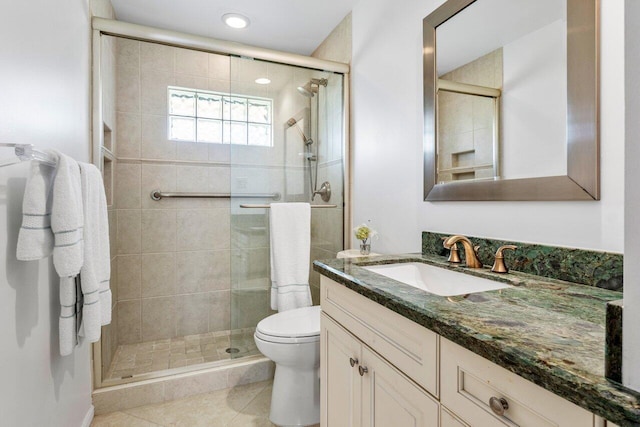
(269, 364, 320, 426)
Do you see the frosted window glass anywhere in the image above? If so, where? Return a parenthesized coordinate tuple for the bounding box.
(197, 94, 222, 119)
(197, 119, 222, 143)
(248, 124, 271, 146)
(169, 89, 196, 116)
(230, 97, 247, 121)
(248, 100, 270, 124)
(170, 116, 195, 141)
(230, 122, 248, 145)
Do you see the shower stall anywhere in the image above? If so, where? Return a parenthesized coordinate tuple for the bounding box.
(93, 22, 347, 388)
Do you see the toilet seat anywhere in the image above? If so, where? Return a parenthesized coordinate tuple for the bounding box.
(255, 306, 321, 344)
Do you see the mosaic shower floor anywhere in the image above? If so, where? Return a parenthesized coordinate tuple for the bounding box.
(105, 328, 258, 380)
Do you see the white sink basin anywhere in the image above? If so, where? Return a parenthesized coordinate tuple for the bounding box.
(362, 262, 512, 297)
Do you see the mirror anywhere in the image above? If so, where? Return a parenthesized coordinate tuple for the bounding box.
(423, 0, 599, 201)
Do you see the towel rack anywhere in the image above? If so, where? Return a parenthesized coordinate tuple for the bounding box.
(240, 204, 337, 209)
(151, 190, 281, 201)
(0, 143, 57, 167)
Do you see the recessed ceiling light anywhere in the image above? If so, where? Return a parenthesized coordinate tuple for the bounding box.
(222, 13, 250, 29)
(255, 78, 271, 85)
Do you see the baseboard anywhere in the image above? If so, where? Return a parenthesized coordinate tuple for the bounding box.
(81, 404, 95, 427)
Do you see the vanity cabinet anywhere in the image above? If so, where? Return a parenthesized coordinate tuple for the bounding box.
(320, 276, 603, 427)
(321, 313, 439, 426)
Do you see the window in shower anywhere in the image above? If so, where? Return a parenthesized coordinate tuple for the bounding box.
(168, 87, 273, 146)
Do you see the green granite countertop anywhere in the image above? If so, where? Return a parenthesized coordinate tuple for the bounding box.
(313, 254, 640, 426)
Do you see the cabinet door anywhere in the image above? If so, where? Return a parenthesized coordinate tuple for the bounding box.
(361, 346, 439, 427)
(321, 313, 362, 427)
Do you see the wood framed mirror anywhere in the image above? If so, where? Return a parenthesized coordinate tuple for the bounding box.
(423, 0, 599, 201)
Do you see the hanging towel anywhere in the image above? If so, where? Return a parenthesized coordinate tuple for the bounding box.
(78, 163, 111, 343)
(16, 155, 57, 261)
(269, 203, 311, 312)
(51, 152, 84, 356)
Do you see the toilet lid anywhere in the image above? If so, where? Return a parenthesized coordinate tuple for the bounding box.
(256, 306, 321, 341)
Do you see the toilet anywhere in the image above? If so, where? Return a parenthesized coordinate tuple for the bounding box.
(254, 305, 321, 427)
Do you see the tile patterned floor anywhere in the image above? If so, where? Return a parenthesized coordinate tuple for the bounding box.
(91, 380, 276, 426)
(106, 329, 258, 380)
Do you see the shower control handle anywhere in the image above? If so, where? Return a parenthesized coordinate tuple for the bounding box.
(358, 365, 368, 376)
(349, 357, 358, 367)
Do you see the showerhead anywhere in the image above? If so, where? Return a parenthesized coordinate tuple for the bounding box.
(296, 78, 328, 98)
(297, 83, 315, 98)
(286, 117, 314, 146)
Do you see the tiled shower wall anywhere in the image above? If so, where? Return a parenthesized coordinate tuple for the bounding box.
(114, 39, 232, 345)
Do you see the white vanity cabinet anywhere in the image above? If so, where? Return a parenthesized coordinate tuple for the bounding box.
(320, 276, 608, 427)
(321, 313, 440, 426)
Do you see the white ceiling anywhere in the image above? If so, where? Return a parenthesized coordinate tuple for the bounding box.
(110, 0, 357, 56)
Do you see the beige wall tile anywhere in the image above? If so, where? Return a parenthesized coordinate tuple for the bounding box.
(208, 53, 230, 81)
(175, 48, 208, 77)
(116, 113, 141, 158)
(175, 250, 230, 294)
(142, 297, 176, 341)
(117, 210, 141, 254)
(141, 209, 176, 253)
(118, 255, 141, 300)
(115, 163, 141, 209)
(176, 141, 209, 162)
(140, 71, 175, 116)
(118, 300, 141, 344)
(141, 114, 176, 160)
(141, 253, 176, 298)
(209, 290, 230, 332)
(116, 38, 140, 69)
(176, 209, 230, 251)
(108, 209, 117, 259)
(140, 42, 174, 73)
(116, 66, 140, 113)
(176, 293, 210, 336)
(141, 164, 176, 209)
(174, 74, 208, 91)
(110, 259, 118, 304)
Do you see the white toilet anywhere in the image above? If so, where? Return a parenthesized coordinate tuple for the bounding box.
(254, 305, 321, 427)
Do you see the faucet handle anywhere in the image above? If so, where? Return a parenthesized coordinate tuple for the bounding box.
(441, 237, 461, 263)
(491, 245, 518, 273)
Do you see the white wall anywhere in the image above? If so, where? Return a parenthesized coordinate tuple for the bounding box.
(502, 19, 567, 179)
(351, 0, 624, 254)
(624, 0, 640, 393)
(0, 0, 93, 426)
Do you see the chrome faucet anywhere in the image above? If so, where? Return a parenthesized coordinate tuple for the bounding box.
(442, 235, 483, 268)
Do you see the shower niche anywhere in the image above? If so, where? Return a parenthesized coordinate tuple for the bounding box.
(94, 34, 346, 388)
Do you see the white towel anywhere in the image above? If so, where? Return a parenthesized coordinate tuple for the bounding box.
(269, 203, 311, 312)
(78, 163, 111, 343)
(16, 157, 56, 260)
(59, 277, 77, 356)
(51, 152, 84, 355)
(51, 152, 84, 277)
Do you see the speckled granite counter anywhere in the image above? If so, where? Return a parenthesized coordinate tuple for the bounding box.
(313, 254, 640, 426)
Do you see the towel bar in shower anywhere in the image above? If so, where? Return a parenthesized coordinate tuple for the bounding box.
(150, 190, 281, 201)
(239, 204, 337, 209)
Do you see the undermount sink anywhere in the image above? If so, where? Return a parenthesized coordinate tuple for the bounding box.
(362, 262, 512, 297)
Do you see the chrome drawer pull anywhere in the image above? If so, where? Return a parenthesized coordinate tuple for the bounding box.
(358, 366, 368, 376)
(489, 397, 509, 416)
(349, 357, 359, 367)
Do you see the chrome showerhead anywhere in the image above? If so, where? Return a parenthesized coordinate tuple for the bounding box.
(297, 82, 315, 98)
(296, 78, 328, 98)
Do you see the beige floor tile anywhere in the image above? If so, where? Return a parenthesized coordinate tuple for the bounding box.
(227, 384, 275, 426)
(123, 380, 269, 427)
(91, 411, 162, 427)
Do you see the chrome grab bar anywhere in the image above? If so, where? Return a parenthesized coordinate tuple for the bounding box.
(150, 190, 281, 201)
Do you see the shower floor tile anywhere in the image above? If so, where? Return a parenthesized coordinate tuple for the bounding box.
(105, 329, 258, 380)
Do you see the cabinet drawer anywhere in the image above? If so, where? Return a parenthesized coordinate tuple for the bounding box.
(441, 338, 593, 427)
(441, 406, 470, 427)
(321, 276, 439, 397)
